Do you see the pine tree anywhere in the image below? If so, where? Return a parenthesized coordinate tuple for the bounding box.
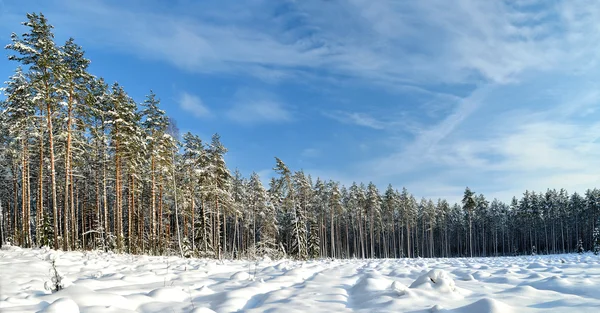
(248, 173, 278, 258)
(2, 68, 35, 247)
(206, 134, 232, 259)
(141, 91, 170, 253)
(59, 38, 91, 250)
(229, 169, 246, 258)
(6, 13, 62, 249)
(462, 187, 476, 257)
(366, 182, 380, 258)
(292, 171, 310, 260)
(272, 158, 297, 257)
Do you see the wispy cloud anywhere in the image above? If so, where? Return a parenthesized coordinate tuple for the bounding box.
(301, 148, 320, 158)
(325, 111, 387, 130)
(179, 92, 211, 118)
(226, 89, 291, 124)
(5, 0, 600, 202)
(21, 0, 600, 88)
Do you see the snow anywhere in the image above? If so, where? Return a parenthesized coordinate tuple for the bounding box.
(1, 246, 600, 312)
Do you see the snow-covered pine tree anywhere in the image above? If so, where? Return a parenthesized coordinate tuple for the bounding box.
(311, 178, 328, 257)
(229, 169, 246, 258)
(2, 67, 35, 247)
(462, 187, 476, 257)
(366, 182, 381, 258)
(181, 132, 204, 255)
(141, 91, 170, 254)
(6, 13, 62, 250)
(85, 78, 111, 250)
(328, 181, 343, 259)
(59, 38, 92, 251)
(382, 185, 398, 259)
(247, 172, 278, 259)
(291, 171, 310, 260)
(272, 158, 297, 257)
(424, 199, 436, 258)
(106, 83, 143, 252)
(206, 134, 232, 259)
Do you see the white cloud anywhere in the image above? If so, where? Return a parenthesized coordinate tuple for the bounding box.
(26, 0, 600, 88)
(179, 92, 211, 118)
(227, 89, 291, 124)
(325, 111, 387, 130)
(301, 148, 320, 158)
(9, 0, 600, 202)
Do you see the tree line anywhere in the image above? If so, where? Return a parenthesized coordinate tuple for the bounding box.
(1, 13, 599, 259)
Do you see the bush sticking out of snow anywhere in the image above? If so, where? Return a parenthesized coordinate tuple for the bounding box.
(44, 256, 64, 293)
(410, 269, 456, 293)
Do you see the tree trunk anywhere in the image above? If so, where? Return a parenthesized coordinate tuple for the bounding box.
(151, 156, 156, 254)
(63, 92, 73, 251)
(115, 134, 122, 251)
(37, 130, 44, 247)
(46, 100, 59, 250)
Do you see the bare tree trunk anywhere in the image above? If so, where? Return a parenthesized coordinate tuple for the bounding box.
(151, 156, 156, 254)
(330, 211, 335, 258)
(70, 171, 75, 249)
(158, 184, 163, 253)
(128, 174, 134, 253)
(94, 162, 100, 249)
(13, 163, 18, 245)
(406, 222, 411, 258)
(63, 92, 73, 251)
(216, 195, 221, 259)
(37, 130, 44, 247)
(46, 99, 59, 250)
(469, 216, 473, 257)
(191, 193, 195, 252)
(21, 138, 27, 247)
(172, 151, 183, 258)
(102, 135, 108, 250)
(115, 136, 123, 251)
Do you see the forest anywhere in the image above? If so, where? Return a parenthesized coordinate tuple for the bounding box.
(1, 13, 600, 260)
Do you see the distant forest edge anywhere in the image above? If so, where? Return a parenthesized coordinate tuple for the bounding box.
(1, 13, 600, 259)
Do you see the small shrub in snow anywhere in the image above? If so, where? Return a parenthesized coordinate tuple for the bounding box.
(577, 239, 584, 254)
(44, 256, 64, 293)
(531, 245, 537, 256)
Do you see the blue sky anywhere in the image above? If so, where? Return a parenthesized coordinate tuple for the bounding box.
(1, 0, 600, 203)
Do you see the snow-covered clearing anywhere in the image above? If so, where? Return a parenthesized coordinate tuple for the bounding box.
(2, 246, 600, 313)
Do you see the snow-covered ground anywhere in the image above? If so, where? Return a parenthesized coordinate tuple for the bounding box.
(2, 246, 600, 313)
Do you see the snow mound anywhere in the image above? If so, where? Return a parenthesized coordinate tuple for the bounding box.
(147, 286, 189, 302)
(459, 273, 475, 281)
(527, 273, 545, 279)
(351, 273, 391, 294)
(449, 298, 513, 313)
(191, 308, 217, 313)
(410, 269, 456, 292)
(527, 262, 546, 269)
(41, 297, 79, 313)
(230, 271, 251, 281)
